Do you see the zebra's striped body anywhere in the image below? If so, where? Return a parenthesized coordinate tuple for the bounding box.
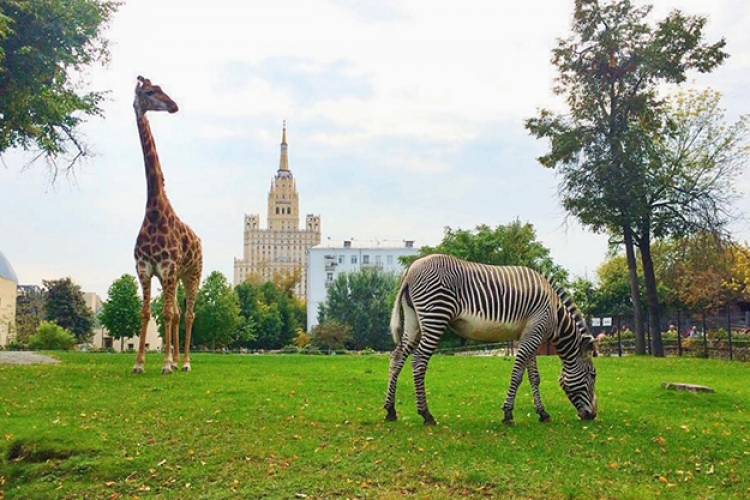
(384, 254, 597, 425)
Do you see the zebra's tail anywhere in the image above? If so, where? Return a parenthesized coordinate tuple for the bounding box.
(390, 278, 408, 345)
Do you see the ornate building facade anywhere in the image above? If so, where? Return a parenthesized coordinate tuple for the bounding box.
(233, 124, 321, 298)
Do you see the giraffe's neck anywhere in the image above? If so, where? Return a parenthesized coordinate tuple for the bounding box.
(136, 110, 169, 208)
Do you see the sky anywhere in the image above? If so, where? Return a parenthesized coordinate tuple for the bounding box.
(1, 0, 749, 300)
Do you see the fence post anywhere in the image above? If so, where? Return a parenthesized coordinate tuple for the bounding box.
(677, 310, 682, 357)
(727, 305, 733, 361)
(617, 315, 622, 357)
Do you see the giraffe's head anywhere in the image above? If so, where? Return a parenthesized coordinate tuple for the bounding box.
(133, 76, 179, 115)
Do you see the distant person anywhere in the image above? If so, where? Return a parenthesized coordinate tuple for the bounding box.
(610, 326, 619, 336)
(668, 324, 677, 335)
(688, 326, 699, 338)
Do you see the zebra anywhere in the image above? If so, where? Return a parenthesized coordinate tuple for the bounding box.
(384, 253, 598, 425)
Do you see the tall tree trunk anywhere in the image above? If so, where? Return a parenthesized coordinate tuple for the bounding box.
(623, 224, 646, 354)
(639, 234, 664, 357)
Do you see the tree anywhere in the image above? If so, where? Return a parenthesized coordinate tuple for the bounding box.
(310, 319, 352, 352)
(318, 268, 399, 351)
(99, 274, 141, 350)
(404, 220, 569, 285)
(0, 0, 119, 176)
(234, 281, 303, 350)
(28, 321, 76, 351)
(15, 286, 44, 344)
(525, 0, 729, 356)
(43, 277, 94, 342)
(193, 271, 241, 350)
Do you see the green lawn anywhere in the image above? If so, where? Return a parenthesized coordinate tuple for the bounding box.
(1, 353, 749, 499)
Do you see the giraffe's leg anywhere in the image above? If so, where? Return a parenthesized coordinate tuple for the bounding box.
(502, 333, 544, 425)
(527, 356, 550, 422)
(160, 278, 178, 375)
(384, 339, 417, 421)
(133, 269, 151, 374)
(170, 297, 180, 370)
(182, 273, 200, 372)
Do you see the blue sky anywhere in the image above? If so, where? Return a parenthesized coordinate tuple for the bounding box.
(1, 0, 749, 299)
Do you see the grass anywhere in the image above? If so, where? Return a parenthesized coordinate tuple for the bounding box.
(1, 353, 749, 499)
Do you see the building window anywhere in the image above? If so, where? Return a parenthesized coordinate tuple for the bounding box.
(326, 272, 334, 282)
(387, 255, 394, 265)
(362, 254, 370, 265)
(351, 255, 358, 264)
(375, 255, 382, 265)
(338, 255, 344, 264)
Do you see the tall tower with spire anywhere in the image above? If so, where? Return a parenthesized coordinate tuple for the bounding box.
(234, 123, 321, 298)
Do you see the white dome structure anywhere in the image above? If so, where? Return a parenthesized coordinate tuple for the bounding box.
(0, 249, 18, 283)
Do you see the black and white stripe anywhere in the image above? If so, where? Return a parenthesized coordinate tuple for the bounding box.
(384, 253, 598, 425)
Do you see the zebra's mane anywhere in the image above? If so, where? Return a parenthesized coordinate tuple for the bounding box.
(547, 277, 590, 338)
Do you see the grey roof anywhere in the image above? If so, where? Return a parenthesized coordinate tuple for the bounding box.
(0, 249, 19, 283)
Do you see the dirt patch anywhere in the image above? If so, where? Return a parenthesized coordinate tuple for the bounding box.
(0, 351, 60, 365)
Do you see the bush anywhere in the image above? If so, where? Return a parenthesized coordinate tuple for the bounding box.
(28, 322, 76, 351)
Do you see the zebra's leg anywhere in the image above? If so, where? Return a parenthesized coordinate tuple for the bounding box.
(411, 341, 439, 426)
(527, 356, 550, 422)
(502, 335, 543, 425)
(384, 340, 417, 422)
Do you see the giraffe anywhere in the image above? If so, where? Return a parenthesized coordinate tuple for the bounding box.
(132, 75, 202, 374)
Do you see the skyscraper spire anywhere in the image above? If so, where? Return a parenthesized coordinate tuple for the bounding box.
(279, 120, 289, 172)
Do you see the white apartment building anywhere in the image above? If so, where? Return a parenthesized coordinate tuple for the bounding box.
(306, 240, 419, 331)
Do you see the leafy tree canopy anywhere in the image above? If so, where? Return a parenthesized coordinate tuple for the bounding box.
(99, 274, 141, 341)
(318, 268, 400, 351)
(193, 271, 241, 349)
(42, 277, 94, 342)
(405, 220, 569, 286)
(0, 0, 119, 176)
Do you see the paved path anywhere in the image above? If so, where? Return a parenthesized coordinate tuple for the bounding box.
(0, 351, 59, 365)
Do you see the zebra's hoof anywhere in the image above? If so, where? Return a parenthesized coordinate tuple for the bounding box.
(539, 412, 552, 423)
(502, 418, 515, 426)
(420, 411, 437, 426)
(384, 408, 398, 422)
(503, 410, 514, 425)
(132, 366, 144, 374)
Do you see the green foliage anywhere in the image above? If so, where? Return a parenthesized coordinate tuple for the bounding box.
(42, 277, 94, 342)
(99, 274, 141, 341)
(318, 267, 399, 350)
(1, 354, 750, 499)
(404, 220, 568, 285)
(27, 320, 75, 350)
(192, 271, 241, 349)
(14, 286, 44, 344)
(0, 0, 119, 174)
(234, 281, 305, 350)
(310, 319, 352, 351)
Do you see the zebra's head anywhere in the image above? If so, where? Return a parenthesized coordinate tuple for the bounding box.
(558, 333, 598, 420)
